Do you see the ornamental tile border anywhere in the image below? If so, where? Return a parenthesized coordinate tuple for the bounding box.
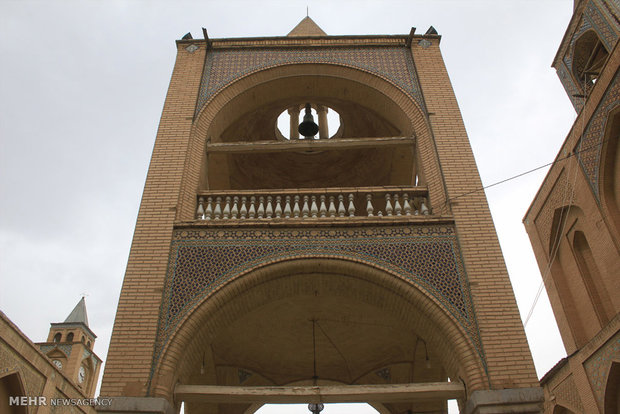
(195, 46, 427, 116)
(148, 224, 483, 389)
(584, 331, 620, 410)
(576, 69, 620, 200)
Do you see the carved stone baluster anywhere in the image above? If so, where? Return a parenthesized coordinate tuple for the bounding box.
(249, 196, 256, 219)
(319, 195, 327, 218)
(337, 194, 346, 217)
(293, 195, 301, 218)
(385, 194, 393, 216)
(393, 194, 402, 216)
(275, 196, 283, 218)
(231, 196, 239, 219)
(257, 196, 265, 219)
(310, 195, 318, 218)
(240, 196, 248, 219)
(266, 196, 273, 219)
(284, 196, 292, 218)
(403, 194, 412, 216)
(196, 196, 205, 220)
(420, 198, 429, 215)
(302, 195, 310, 218)
(347, 194, 355, 217)
(328, 196, 337, 217)
(214, 197, 222, 220)
(223, 196, 231, 219)
(205, 197, 213, 220)
(366, 194, 374, 217)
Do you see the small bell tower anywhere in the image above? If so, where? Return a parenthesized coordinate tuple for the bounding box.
(36, 297, 101, 398)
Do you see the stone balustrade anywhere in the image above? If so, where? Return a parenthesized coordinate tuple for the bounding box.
(195, 187, 430, 221)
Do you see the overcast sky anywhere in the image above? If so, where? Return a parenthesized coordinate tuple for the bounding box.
(0, 1, 576, 412)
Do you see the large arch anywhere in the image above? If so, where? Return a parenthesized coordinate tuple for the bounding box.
(150, 258, 486, 413)
(600, 106, 620, 241)
(178, 62, 447, 220)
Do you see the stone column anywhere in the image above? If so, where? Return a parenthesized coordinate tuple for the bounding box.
(288, 107, 300, 140)
(316, 105, 329, 139)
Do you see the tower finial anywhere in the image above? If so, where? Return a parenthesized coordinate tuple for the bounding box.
(307, 6, 309, 17)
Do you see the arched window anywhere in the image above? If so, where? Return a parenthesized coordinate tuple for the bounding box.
(66, 332, 74, 342)
(87, 341, 92, 349)
(572, 30, 609, 93)
(53, 333, 62, 343)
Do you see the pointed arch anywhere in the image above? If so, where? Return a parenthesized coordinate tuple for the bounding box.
(0, 372, 27, 414)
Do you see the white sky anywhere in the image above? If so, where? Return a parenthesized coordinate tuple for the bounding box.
(0, 0, 576, 412)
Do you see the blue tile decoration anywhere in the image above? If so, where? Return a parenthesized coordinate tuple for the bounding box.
(584, 331, 620, 410)
(561, 0, 619, 111)
(576, 70, 620, 201)
(195, 46, 427, 116)
(147, 224, 483, 391)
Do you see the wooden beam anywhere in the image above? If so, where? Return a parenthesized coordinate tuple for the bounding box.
(206, 137, 415, 154)
(175, 382, 465, 404)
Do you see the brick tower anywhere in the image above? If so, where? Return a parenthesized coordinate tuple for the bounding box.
(99, 18, 542, 414)
(524, 0, 620, 412)
(35, 297, 101, 398)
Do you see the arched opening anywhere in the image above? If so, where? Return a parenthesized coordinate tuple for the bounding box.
(552, 405, 575, 414)
(604, 361, 620, 414)
(66, 332, 74, 342)
(572, 30, 609, 93)
(53, 332, 62, 342)
(194, 63, 434, 196)
(0, 373, 27, 414)
(600, 108, 620, 238)
(152, 259, 483, 414)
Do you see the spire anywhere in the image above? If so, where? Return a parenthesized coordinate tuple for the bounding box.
(287, 16, 327, 37)
(63, 297, 89, 327)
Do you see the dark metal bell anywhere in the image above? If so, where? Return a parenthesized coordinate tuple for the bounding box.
(298, 103, 319, 139)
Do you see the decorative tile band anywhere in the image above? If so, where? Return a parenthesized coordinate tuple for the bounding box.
(195, 46, 427, 116)
(584, 331, 620, 410)
(576, 69, 620, 200)
(149, 224, 483, 388)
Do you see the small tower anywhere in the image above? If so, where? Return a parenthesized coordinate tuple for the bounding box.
(36, 298, 101, 397)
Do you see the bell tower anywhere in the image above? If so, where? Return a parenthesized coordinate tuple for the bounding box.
(36, 297, 101, 398)
(99, 18, 543, 414)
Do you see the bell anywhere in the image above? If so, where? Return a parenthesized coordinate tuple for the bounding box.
(298, 103, 319, 139)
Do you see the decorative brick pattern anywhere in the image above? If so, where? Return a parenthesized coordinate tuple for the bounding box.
(534, 169, 575, 256)
(0, 340, 46, 399)
(196, 46, 426, 116)
(585, 331, 620, 410)
(553, 375, 584, 413)
(576, 70, 620, 200)
(152, 224, 482, 377)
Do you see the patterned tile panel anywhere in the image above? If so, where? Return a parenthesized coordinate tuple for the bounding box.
(561, 0, 619, 110)
(584, 331, 620, 410)
(195, 46, 427, 116)
(576, 69, 620, 200)
(150, 224, 483, 387)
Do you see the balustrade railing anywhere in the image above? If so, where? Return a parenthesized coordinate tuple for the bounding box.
(195, 187, 430, 221)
